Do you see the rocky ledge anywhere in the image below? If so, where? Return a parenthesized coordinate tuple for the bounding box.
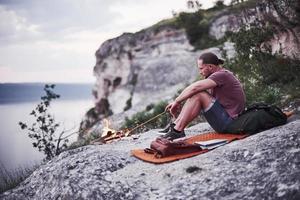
(1, 119, 300, 200)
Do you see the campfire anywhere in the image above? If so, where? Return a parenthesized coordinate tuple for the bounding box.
(100, 119, 131, 143)
(91, 110, 167, 144)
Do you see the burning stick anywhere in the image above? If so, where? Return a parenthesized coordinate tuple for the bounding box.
(101, 119, 116, 138)
(93, 110, 167, 144)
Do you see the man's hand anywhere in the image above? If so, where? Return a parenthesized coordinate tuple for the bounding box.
(165, 101, 180, 118)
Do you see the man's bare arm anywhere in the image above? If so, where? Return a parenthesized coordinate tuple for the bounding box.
(165, 79, 217, 117)
(175, 79, 217, 103)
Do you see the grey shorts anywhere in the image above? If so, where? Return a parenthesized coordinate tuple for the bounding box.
(202, 99, 233, 132)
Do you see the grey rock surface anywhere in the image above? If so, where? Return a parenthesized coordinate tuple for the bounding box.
(1, 120, 300, 200)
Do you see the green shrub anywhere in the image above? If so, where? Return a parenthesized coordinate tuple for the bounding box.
(18, 84, 69, 160)
(176, 11, 204, 45)
(175, 10, 222, 49)
(224, 24, 300, 106)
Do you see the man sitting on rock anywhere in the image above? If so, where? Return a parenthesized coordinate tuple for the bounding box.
(160, 52, 246, 140)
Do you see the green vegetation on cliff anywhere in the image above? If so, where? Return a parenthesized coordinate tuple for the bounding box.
(224, 24, 300, 105)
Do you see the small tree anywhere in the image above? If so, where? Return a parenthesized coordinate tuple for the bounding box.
(19, 84, 69, 160)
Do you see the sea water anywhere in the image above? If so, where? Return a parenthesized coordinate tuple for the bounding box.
(0, 83, 94, 170)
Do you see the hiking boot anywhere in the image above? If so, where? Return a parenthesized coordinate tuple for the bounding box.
(158, 123, 175, 134)
(160, 127, 185, 141)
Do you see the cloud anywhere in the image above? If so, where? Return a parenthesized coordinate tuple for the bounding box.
(0, 0, 123, 41)
(0, 0, 221, 83)
(0, 5, 41, 43)
(0, 0, 189, 43)
(110, 0, 186, 32)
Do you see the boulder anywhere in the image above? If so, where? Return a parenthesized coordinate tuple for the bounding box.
(1, 120, 300, 200)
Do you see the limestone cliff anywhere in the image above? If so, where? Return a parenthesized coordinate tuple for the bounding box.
(1, 120, 300, 199)
(80, 24, 226, 136)
(78, 25, 208, 138)
(92, 26, 199, 117)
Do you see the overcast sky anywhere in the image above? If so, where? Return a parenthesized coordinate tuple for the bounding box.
(0, 0, 222, 83)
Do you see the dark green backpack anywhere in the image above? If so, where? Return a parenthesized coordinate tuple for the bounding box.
(224, 102, 287, 134)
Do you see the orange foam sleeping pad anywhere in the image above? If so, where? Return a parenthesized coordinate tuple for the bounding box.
(131, 132, 248, 164)
(131, 111, 293, 164)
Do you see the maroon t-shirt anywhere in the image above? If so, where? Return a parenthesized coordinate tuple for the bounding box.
(208, 69, 246, 118)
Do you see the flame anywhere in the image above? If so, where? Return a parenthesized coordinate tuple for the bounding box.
(101, 119, 116, 137)
(100, 119, 132, 143)
(101, 119, 131, 143)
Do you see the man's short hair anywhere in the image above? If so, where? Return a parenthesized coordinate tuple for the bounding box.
(199, 52, 224, 65)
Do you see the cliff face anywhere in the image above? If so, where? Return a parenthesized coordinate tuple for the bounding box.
(209, 2, 300, 59)
(92, 27, 199, 116)
(2, 120, 300, 199)
(80, 26, 212, 135)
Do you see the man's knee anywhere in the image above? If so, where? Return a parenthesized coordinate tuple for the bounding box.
(189, 91, 213, 107)
(190, 91, 211, 101)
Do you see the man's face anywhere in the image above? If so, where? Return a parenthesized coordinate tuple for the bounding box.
(197, 59, 212, 78)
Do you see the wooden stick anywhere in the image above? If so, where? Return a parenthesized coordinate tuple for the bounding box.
(127, 110, 167, 136)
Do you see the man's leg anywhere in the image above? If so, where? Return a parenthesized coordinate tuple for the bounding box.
(174, 91, 213, 131)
